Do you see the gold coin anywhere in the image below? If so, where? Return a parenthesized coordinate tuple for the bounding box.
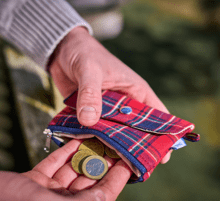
(82, 155, 108, 180)
(78, 138, 105, 157)
(71, 149, 96, 174)
(105, 146, 120, 159)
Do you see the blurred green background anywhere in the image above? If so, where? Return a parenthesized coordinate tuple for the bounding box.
(101, 1, 220, 200)
(0, 0, 220, 200)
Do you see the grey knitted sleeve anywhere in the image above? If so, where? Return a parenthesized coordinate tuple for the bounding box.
(0, 0, 93, 69)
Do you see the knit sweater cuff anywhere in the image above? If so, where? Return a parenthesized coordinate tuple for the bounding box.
(0, 0, 93, 69)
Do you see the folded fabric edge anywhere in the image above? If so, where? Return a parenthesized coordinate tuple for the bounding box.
(48, 125, 146, 183)
(63, 91, 196, 136)
(131, 124, 195, 136)
(183, 133, 200, 142)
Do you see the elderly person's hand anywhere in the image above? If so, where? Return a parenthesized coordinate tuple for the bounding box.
(49, 27, 171, 164)
(1, 139, 132, 201)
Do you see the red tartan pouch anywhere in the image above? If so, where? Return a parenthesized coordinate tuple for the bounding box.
(43, 90, 200, 183)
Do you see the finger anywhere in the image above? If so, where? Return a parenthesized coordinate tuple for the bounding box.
(23, 170, 73, 196)
(0, 172, 73, 201)
(76, 69, 103, 126)
(52, 162, 79, 189)
(160, 150, 173, 164)
(107, 66, 169, 113)
(91, 160, 132, 201)
(23, 170, 60, 189)
(68, 156, 117, 194)
(69, 174, 97, 194)
(33, 139, 82, 178)
(50, 62, 78, 98)
(123, 82, 169, 113)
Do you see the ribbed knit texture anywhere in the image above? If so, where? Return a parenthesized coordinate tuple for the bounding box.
(0, 0, 93, 69)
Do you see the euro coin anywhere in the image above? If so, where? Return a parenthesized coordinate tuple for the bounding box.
(78, 138, 105, 157)
(82, 155, 108, 180)
(71, 149, 96, 174)
(105, 146, 120, 159)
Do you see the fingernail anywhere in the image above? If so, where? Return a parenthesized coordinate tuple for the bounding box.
(79, 106, 97, 121)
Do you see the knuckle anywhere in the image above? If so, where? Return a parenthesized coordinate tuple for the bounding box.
(90, 189, 106, 201)
(80, 87, 95, 96)
(61, 144, 74, 155)
(79, 87, 101, 102)
(98, 183, 117, 200)
(73, 63, 84, 77)
(52, 176, 65, 188)
(74, 59, 92, 76)
(46, 154, 58, 165)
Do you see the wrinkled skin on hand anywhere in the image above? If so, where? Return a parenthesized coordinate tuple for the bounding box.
(0, 140, 132, 201)
(50, 27, 169, 124)
(50, 27, 172, 164)
(0, 27, 173, 201)
(0, 26, 174, 201)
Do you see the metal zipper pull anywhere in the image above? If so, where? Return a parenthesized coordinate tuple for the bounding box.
(43, 129, 53, 153)
(53, 132, 74, 138)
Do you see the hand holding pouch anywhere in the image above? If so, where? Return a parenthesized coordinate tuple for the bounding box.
(44, 90, 200, 183)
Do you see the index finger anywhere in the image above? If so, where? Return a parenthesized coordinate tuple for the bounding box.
(33, 139, 83, 178)
(91, 160, 132, 201)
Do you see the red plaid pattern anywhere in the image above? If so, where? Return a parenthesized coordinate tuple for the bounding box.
(48, 90, 200, 182)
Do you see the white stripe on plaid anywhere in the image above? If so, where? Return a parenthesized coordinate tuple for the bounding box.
(102, 96, 127, 117)
(59, 114, 77, 126)
(132, 113, 184, 130)
(98, 121, 143, 151)
(154, 114, 195, 135)
(129, 139, 158, 162)
(98, 121, 128, 137)
(104, 105, 189, 132)
(130, 108, 154, 126)
(154, 115, 176, 132)
(143, 148, 158, 162)
(129, 133, 150, 153)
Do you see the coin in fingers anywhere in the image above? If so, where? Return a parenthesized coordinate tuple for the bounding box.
(71, 149, 96, 174)
(82, 155, 108, 180)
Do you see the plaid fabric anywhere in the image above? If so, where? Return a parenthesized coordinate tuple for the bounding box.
(48, 90, 200, 183)
(65, 90, 196, 135)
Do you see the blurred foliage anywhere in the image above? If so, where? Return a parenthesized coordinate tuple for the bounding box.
(201, 0, 220, 10)
(101, 1, 220, 201)
(117, 97, 220, 201)
(102, 1, 220, 97)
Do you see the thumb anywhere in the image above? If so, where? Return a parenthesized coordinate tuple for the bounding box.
(76, 71, 103, 127)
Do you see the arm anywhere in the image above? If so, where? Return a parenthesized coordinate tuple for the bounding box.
(0, 0, 172, 164)
(0, 0, 92, 68)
